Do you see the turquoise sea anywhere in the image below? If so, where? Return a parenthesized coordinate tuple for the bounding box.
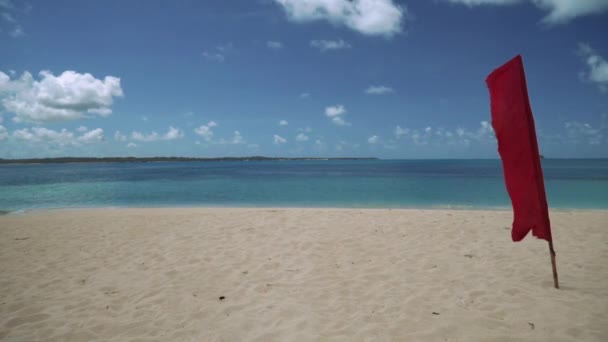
(0, 159, 607, 211)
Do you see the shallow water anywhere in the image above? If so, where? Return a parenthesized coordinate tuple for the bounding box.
(0, 159, 606, 211)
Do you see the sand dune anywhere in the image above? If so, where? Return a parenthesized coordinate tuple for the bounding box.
(1, 208, 607, 341)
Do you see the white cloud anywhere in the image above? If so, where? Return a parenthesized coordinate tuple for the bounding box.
(296, 133, 309, 141)
(310, 39, 352, 51)
(76, 126, 88, 132)
(194, 126, 212, 140)
(0, 0, 14, 9)
(565, 121, 603, 145)
(1, 2, 25, 38)
(0, 70, 123, 123)
(130, 131, 158, 142)
(12, 126, 104, 145)
(274, 0, 405, 37)
(194, 121, 218, 141)
(202, 43, 235, 62)
(578, 43, 608, 92)
(279, 119, 289, 126)
(325, 104, 350, 126)
(532, 0, 608, 24)
(131, 126, 184, 142)
(394, 125, 409, 138)
(365, 85, 394, 95)
(216, 130, 245, 145)
(77, 128, 104, 143)
(114, 130, 127, 142)
(274, 134, 287, 144)
(325, 105, 346, 117)
(267, 40, 283, 49)
(127, 142, 137, 148)
(331, 117, 349, 126)
(231, 131, 244, 144)
(368, 135, 379, 144)
(390, 121, 497, 147)
(0, 125, 7, 140)
(441, 0, 608, 24)
(443, 0, 520, 5)
(476, 120, 494, 139)
(300, 92, 311, 99)
(202, 52, 225, 63)
(165, 126, 183, 140)
(13, 127, 73, 144)
(9, 24, 23, 37)
(141, 115, 149, 122)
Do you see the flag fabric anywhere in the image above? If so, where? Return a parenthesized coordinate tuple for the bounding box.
(486, 55, 552, 243)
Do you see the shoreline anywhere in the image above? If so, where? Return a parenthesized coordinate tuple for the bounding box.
(3, 205, 608, 215)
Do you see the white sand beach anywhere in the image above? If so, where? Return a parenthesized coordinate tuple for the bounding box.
(1, 208, 607, 341)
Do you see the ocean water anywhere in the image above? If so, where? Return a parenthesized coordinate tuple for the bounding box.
(0, 159, 607, 211)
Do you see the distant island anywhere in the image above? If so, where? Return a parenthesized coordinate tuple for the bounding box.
(0, 156, 378, 165)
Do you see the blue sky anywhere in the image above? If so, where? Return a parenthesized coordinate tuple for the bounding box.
(0, 0, 607, 159)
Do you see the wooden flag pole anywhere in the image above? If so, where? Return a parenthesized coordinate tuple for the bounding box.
(548, 241, 559, 289)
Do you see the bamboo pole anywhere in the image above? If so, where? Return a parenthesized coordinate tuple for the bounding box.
(549, 240, 559, 289)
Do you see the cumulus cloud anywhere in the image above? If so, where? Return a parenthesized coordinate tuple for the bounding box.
(300, 92, 311, 99)
(0, 124, 7, 140)
(367, 135, 379, 144)
(12, 126, 105, 145)
(131, 126, 184, 142)
(365, 85, 394, 95)
(310, 39, 351, 51)
(326, 105, 346, 117)
(279, 120, 288, 126)
(274, 0, 405, 37)
(78, 128, 104, 143)
(578, 43, 608, 92)
(0, 70, 123, 123)
(267, 40, 283, 49)
(325, 104, 350, 126)
(296, 132, 309, 141)
(76, 126, 88, 132)
(127, 142, 137, 148)
(164, 126, 183, 140)
(441, 0, 608, 24)
(274, 134, 287, 144)
(194, 121, 218, 141)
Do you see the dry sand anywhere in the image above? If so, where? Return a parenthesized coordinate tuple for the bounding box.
(1, 208, 607, 341)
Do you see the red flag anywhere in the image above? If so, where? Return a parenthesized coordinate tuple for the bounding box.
(486, 55, 552, 243)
